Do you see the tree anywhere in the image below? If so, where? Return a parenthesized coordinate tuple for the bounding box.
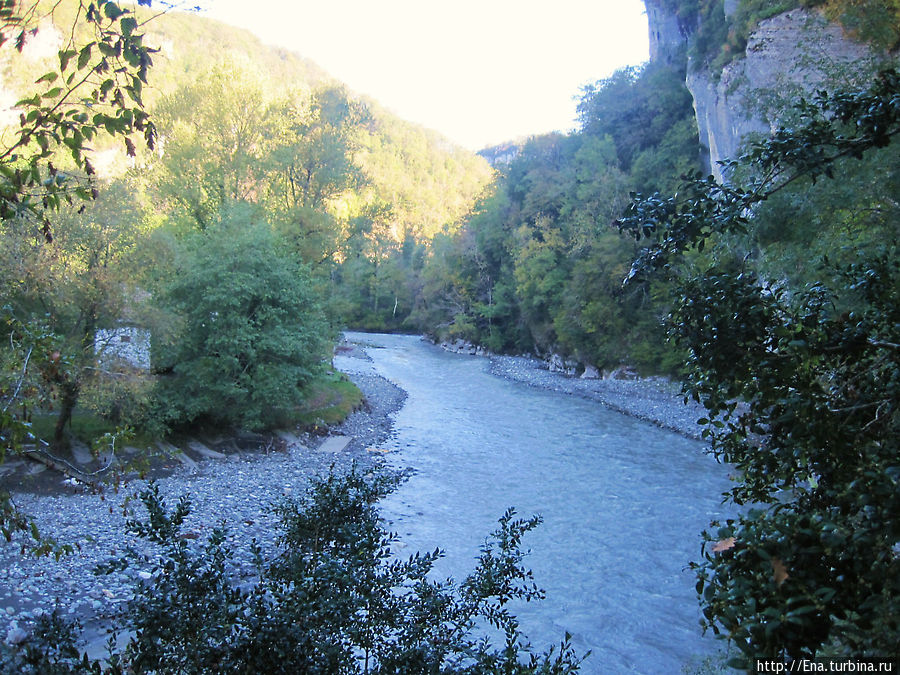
(153, 216, 331, 431)
(0, 180, 154, 449)
(617, 69, 900, 665)
(0, 0, 159, 545)
(151, 59, 274, 230)
(0, 0, 158, 240)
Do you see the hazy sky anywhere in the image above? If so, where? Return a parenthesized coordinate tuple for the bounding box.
(189, 1, 651, 150)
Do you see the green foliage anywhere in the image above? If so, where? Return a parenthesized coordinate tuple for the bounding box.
(0, 309, 65, 550)
(577, 60, 697, 179)
(412, 62, 699, 372)
(9, 468, 586, 673)
(294, 371, 365, 429)
(823, 0, 900, 49)
(0, 180, 155, 448)
(620, 69, 900, 665)
(0, 608, 100, 674)
(0, 0, 160, 550)
(153, 219, 330, 431)
(0, 0, 157, 240)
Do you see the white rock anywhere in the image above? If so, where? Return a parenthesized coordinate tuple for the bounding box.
(581, 364, 601, 379)
(6, 626, 28, 645)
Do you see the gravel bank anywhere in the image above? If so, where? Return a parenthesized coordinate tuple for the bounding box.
(487, 353, 707, 440)
(0, 353, 406, 649)
(1, 336, 702, 652)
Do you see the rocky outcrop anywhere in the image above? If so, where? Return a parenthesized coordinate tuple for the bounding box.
(644, 0, 690, 64)
(645, 2, 892, 181)
(438, 338, 489, 357)
(689, 8, 887, 180)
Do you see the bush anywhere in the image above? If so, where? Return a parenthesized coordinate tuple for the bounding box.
(618, 69, 900, 666)
(153, 222, 331, 431)
(7, 467, 586, 674)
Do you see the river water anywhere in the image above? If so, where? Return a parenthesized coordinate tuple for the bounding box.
(337, 333, 733, 674)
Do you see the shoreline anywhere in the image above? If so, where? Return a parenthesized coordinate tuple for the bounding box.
(1, 335, 704, 652)
(485, 352, 706, 440)
(0, 350, 406, 651)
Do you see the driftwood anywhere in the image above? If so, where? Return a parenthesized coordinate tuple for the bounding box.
(21, 446, 102, 489)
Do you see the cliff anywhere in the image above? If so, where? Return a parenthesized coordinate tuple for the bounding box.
(645, 2, 893, 181)
(644, 0, 692, 64)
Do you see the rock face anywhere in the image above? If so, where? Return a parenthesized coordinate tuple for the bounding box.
(645, 2, 891, 181)
(644, 0, 691, 64)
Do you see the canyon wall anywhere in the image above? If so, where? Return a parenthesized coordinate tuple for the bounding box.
(645, 2, 892, 180)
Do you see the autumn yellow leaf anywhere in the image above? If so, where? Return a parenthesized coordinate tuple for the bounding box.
(711, 537, 736, 553)
(772, 558, 789, 586)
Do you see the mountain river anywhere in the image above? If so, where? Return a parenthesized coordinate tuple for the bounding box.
(336, 333, 734, 674)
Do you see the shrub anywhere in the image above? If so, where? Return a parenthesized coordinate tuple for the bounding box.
(7, 467, 586, 674)
(617, 69, 900, 666)
(153, 222, 330, 431)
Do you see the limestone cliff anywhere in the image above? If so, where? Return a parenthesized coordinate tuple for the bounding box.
(644, 0, 691, 64)
(645, 2, 894, 181)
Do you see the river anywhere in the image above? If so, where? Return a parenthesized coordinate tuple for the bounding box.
(336, 333, 734, 674)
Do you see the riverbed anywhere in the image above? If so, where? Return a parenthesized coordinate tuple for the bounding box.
(338, 332, 734, 674)
(1, 332, 733, 673)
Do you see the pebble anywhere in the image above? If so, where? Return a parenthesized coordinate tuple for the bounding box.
(6, 626, 27, 645)
(488, 354, 706, 439)
(0, 361, 406, 648)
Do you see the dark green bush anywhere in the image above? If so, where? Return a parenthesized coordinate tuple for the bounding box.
(618, 69, 900, 667)
(5, 467, 585, 674)
(153, 220, 330, 431)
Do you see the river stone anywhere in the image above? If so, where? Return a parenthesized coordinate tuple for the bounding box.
(581, 364, 600, 379)
(71, 441, 93, 465)
(155, 441, 198, 471)
(318, 436, 352, 453)
(6, 625, 27, 645)
(187, 440, 226, 460)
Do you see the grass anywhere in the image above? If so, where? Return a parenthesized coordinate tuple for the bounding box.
(294, 371, 365, 430)
(23, 370, 365, 449)
(28, 411, 153, 451)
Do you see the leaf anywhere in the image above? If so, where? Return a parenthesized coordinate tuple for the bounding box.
(771, 558, 789, 586)
(104, 2, 125, 20)
(120, 16, 138, 38)
(58, 49, 76, 72)
(711, 537, 736, 553)
(78, 43, 93, 70)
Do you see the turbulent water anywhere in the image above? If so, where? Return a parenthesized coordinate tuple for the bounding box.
(336, 333, 734, 674)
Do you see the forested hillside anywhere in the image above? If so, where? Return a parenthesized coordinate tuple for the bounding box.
(3, 0, 897, 449)
(0, 1, 492, 450)
(399, 58, 701, 374)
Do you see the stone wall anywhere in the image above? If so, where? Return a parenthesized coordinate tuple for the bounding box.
(94, 326, 151, 370)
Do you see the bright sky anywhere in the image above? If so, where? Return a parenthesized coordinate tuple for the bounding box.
(189, 1, 650, 150)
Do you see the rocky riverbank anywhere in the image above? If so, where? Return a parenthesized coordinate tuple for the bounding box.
(2, 334, 704, 653)
(433, 338, 706, 439)
(0, 348, 406, 651)
(487, 353, 706, 440)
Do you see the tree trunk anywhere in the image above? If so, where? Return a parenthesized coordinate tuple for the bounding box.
(53, 379, 80, 450)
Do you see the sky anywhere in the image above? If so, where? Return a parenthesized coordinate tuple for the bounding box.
(188, 1, 651, 150)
